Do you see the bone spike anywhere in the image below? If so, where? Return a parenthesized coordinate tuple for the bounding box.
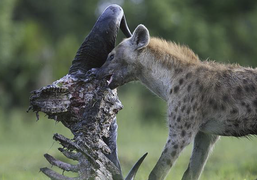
(58, 148, 80, 161)
(44, 154, 79, 172)
(40, 167, 79, 180)
(125, 153, 148, 180)
(53, 134, 100, 169)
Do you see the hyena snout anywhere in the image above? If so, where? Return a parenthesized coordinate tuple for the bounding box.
(96, 67, 119, 89)
(97, 65, 132, 89)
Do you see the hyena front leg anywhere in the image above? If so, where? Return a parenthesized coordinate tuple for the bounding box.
(182, 131, 219, 180)
(148, 119, 197, 180)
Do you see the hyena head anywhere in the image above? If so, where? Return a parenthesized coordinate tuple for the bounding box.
(97, 24, 150, 89)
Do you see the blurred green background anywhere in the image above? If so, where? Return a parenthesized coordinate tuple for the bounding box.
(1, 0, 257, 179)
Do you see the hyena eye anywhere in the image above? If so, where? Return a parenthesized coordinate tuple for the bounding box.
(109, 54, 115, 61)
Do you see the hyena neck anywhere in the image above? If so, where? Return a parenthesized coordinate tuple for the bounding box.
(136, 37, 201, 101)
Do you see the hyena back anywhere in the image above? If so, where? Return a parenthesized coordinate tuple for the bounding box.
(98, 24, 257, 180)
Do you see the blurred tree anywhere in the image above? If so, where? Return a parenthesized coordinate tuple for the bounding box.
(0, 0, 24, 110)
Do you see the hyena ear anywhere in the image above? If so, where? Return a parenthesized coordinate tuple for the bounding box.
(131, 24, 150, 50)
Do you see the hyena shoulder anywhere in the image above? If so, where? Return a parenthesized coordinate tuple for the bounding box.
(148, 38, 200, 63)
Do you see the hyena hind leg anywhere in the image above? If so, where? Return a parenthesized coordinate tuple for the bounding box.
(182, 131, 219, 180)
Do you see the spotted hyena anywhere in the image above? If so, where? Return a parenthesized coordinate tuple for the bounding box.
(97, 24, 257, 180)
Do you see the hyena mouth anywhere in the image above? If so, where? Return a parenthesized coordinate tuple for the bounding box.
(106, 74, 114, 85)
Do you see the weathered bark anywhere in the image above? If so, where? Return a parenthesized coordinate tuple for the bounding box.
(28, 71, 124, 180)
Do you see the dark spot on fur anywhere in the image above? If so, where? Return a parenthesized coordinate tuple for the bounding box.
(250, 85, 256, 92)
(185, 122, 191, 129)
(222, 95, 229, 102)
(222, 71, 229, 78)
(193, 102, 198, 111)
(236, 86, 242, 94)
(181, 130, 186, 137)
(172, 134, 177, 137)
(179, 78, 184, 85)
(199, 85, 204, 92)
(186, 107, 191, 114)
(230, 108, 238, 114)
(187, 85, 192, 92)
(209, 99, 214, 105)
(186, 72, 192, 79)
(178, 101, 181, 107)
(201, 95, 205, 101)
(252, 99, 257, 107)
(168, 139, 171, 143)
(247, 108, 252, 113)
(227, 124, 233, 128)
(197, 66, 208, 72)
(213, 103, 218, 110)
(221, 104, 226, 111)
(241, 102, 246, 106)
(175, 68, 183, 74)
(174, 144, 178, 149)
(166, 159, 173, 166)
(188, 132, 192, 137)
(177, 116, 181, 122)
(195, 79, 200, 86)
(224, 130, 230, 134)
(190, 96, 195, 103)
(243, 79, 248, 84)
(171, 150, 177, 157)
(234, 123, 239, 127)
(244, 86, 250, 92)
(215, 84, 220, 91)
(170, 88, 173, 94)
(163, 148, 168, 154)
(174, 86, 180, 93)
(202, 111, 208, 118)
(181, 105, 186, 112)
(175, 106, 178, 112)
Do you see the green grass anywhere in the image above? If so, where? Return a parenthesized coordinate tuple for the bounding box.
(1, 86, 257, 180)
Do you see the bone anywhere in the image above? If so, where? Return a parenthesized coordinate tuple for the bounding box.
(44, 153, 79, 172)
(58, 148, 80, 161)
(40, 167, 79, 180)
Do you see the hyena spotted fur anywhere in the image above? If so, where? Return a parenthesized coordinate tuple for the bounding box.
(97, 24, 257, 180)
